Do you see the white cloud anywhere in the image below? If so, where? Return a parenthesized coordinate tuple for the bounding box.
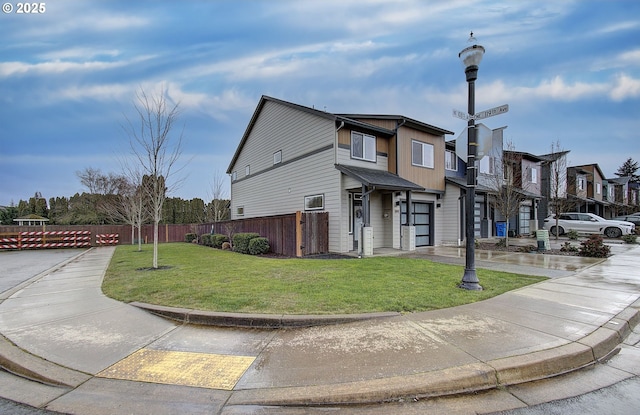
(610, 73, 640, 101)
(0, 55, 156, 77)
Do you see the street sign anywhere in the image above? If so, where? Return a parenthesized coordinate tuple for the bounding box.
(474, 104, 509, 120)
(454, 123, 493, 161)
(452, 109, 470, 121)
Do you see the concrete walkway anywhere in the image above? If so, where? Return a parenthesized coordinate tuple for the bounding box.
(0, 244, 638, 414)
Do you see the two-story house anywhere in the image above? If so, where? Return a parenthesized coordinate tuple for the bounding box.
(606, 176, 631, 216)
(538, 150, 570, 226)
(226, 96, 453, 255)
(571, 164, 606, 217)
(501, 150, 543, 236)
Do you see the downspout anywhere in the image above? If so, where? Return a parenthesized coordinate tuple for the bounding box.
(335, 121, 344, 166)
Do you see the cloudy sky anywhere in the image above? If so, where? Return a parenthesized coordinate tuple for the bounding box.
(1, 0, 639, 206)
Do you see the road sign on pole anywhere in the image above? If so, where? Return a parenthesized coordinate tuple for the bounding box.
(474, 104, 509, 120)
(452, 109, 470, 121)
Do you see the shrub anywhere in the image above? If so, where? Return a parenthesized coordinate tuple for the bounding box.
(560, 242, 578, 253)
(622, 234, 637, 244)
(212, 234, 229, 249)
(567, 229, 579, 240)
(248, 237, 270, 255)
(200, 234, 213, 247)
(232, 233, 260, 254)
(496, 238, 506, 248)
(578, 234, 610, 258)
(185, 233, 198, 243)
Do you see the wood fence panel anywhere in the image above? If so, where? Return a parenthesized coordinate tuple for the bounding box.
(301, 212, 329, 255)
(0, 212, 328, 256)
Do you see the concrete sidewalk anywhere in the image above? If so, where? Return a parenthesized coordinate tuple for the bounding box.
(0, 245, 639, 414)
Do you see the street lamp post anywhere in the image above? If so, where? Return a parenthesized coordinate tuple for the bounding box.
(459, 32, 485, 291)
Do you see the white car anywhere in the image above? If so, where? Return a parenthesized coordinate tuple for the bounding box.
(543, 212, 635, 238)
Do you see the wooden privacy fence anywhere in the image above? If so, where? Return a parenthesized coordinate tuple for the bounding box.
(0, 211, 329, 256)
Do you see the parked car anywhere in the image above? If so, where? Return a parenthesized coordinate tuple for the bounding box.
(613, 215, 640, 227)
(543, 212, 635, 238)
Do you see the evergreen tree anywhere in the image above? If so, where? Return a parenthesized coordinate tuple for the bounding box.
(615, 158, 640, 182)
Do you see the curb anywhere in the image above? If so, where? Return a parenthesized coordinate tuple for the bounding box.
(226, 305, 640, 407)
(129, 301, 401, 328)
(0, 334, 91, 388)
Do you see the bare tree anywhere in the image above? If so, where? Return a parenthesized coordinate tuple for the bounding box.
(77, 167, 129, 195)
(123, 86, 186, 268)
(208, 169, 230, 223)
(542, 140, 572, 240)
(488, 141, 530, 247)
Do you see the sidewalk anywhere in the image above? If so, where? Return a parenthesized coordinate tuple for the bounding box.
(0, 245, 638, 414)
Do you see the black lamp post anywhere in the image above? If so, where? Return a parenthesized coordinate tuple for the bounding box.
(459, 32, 485, 291)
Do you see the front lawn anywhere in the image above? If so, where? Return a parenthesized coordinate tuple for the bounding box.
(102, 243, 546, 314)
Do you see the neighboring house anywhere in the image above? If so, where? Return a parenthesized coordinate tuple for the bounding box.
(567, 166, 591, 212)
(442, 126, 507, 242)
(571, 164, 607, 217)
(538, 150, 570, 226)
(501, 150, 543, 236)
(606, 176, 634, 215)
(226, 96, 453, 255)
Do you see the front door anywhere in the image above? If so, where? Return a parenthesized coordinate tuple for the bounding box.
(353, 199, 363, 250)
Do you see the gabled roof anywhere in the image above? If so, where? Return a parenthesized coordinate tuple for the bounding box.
(445, 176, 495, 194)
(537, 150, 570, 163)
(503, 150, 544, 162)
(227, 96, 453, 173)
(336, 114, 454, 136)
(335, 164, 424, 191)
(573, 163, 605, 180)
(607, 176, 631, 185)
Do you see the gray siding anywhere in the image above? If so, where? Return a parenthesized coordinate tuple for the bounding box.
(229, 100, 345, 252)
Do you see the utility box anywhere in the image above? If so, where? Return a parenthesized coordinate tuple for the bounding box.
(536, 229, 550, 251)
(362, 226, 374, 257)
(401, 226, 416, 251)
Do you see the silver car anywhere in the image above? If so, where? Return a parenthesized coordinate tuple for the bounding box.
(543, 212, 635, 238)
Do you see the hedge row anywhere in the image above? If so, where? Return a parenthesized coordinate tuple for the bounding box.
(187, 232, 270, 255)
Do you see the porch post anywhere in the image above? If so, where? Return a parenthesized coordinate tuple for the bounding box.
(405, 190, 413, 226)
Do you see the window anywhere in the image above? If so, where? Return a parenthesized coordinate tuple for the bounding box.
(236, 206, 244, 216)
(596, 182, 601, 194)
(245, 165, 250, 176)
(445, 150, 457, 171)
(273, 150, 282, 165)
(479, 156, 495, 174)
(351, 132, 376, 162)
(304, 194, 324, 211)
(530, 167, 537, 184)
(578, 177, 585, 191)
(412, 140, 434, 168)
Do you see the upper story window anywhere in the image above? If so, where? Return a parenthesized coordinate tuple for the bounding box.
(412, 140, 434, 168)
(351, 132, 376, 162)
(445, 150, 457, 171)
(273, 150, 282, 165)
(245, 165, 250, 176)
(596, 182, 601, 194)
(529, 167, 537, 184)
(578, 177, 585, 191)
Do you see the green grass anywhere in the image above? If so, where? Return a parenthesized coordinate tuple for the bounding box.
(102, 243, 546, 314)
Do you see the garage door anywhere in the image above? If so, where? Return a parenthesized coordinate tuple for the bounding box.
(401, 202, 433, 246)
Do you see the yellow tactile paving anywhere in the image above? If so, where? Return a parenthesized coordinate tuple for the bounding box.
(97, 349, 255, 390)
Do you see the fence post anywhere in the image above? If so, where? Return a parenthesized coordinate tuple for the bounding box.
(296, 211, 303, 257)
